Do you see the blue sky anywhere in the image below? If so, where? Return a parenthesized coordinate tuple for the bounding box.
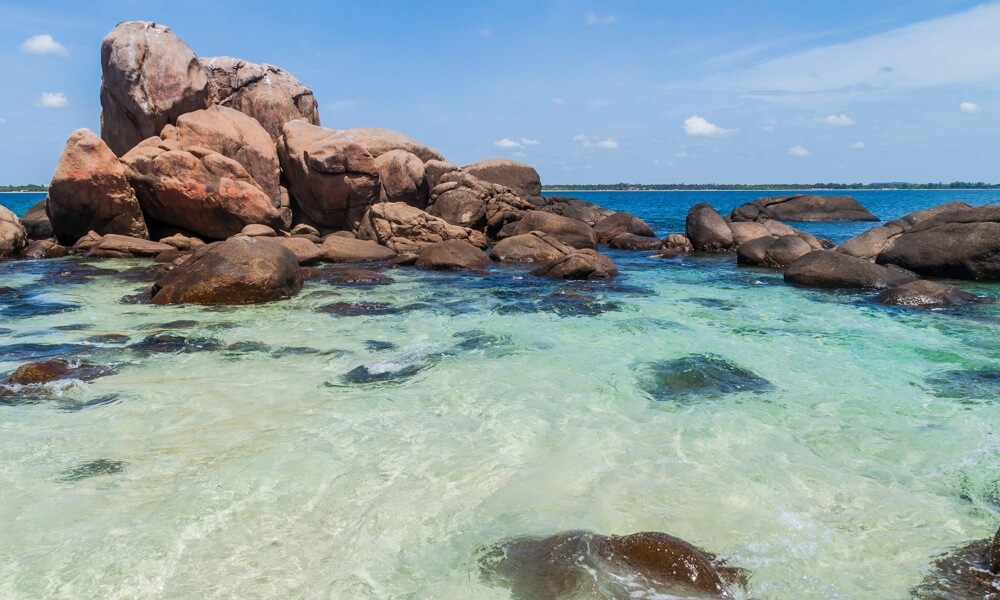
(1, 0, 998, 185)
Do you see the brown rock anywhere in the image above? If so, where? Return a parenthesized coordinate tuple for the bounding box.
(685, 203, 734, 251)
(158, 233, 205, 251)
(415, 240, 490, 271)
(240, 224, 277, 237)
(162, 105, 281, 203)
(0, 206, 28, 259)
(463, 159, 541, 201)
(319, 235, 397, 263)
(427, 186, 486, 229)
(99, 22, 210, 156)
(511, 212, 597, 250)
(736, 236, 774, 266)
(490, 232, 574, 262)
(47, 129, 148, 245)
(89, 234, 175, 257)
(534, 195, 614, 226)
(72, 231, 104, 253)
(7, 360, 73, 384)
(200, 57, 320, 143)
(875, 279, 980, 307)
(727, 221, 771, 246)
(21, 240, 68, 259)
(20, 199, 53, 240)
(424, 159, 459, 190)
(593, 211, 656, 243)
(375, 149, 428, 206)
(327, 269, 395, 285)
(764, 234, 813, 267)
(837, 201, 970, 259)
(663, 234, 694, 253)
(269, 236, 323, 265)
(122, 139, 283, 240)
(356, 202, 486, 253)
(531, 249, 618, 280)
(151, 235, 302, 304)
(608, 232, 664, 250)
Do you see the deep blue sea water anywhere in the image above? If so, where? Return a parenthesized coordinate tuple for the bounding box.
(2, 189, 1000, 598)
(0, 192, 46, 217)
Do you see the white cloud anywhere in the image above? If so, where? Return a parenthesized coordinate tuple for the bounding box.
(851, 141, 866, 149)
(584, 11, 617, 25)
(818, 113, 856, 126)
(674, 150, 688, 158)
(683, 115, 738, 137)
(36, 92, 68, 108)
(551, 97, 567, 105)
(494, 138, 523, 149)
(520, 138, 540, 146)
(762, 119, 777, 133)
(20, 34, 69, 57)
(705, 4, 1000, 102)
(788, 145, 810, 157)
(960, 101, 982, 114)
(573, 135, 618, 149)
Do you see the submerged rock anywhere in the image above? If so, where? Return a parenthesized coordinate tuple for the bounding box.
(327, 269, 395, 285)
(479, 530, 749, 600)
(925, 369, 1000, 403)
(875, 279, 980, 307)
(57, 459, 128, 483)
(912, 525, 1000, 599)
(637, 353, 773, 402)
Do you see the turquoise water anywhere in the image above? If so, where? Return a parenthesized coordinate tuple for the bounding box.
(2, 191, 1000, 598)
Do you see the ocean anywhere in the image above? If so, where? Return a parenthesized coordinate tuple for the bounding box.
(1, 190, 999, 598)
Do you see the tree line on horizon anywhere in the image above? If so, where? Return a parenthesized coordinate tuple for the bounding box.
(543, 181, 1000, 191)
(0, 184, 48, 192)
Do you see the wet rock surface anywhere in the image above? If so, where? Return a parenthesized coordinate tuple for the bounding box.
(912, 526, 1000, 599)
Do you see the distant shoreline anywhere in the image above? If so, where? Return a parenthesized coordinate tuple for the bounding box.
(544, 183, 1000, 192)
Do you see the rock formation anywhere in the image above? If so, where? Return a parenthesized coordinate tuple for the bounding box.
(731, 194, 878, 222)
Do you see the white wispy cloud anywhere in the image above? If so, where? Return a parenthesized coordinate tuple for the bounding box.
(851, 141, 866, 149)
(788, 145, 809, 157)
(36, 92, 69, 108)
(494, 138, 523, 149)
(584, 11, 617, 25)
(573, 135, 618, 149)
(704, 4, 1000, 102)
(818, 113, 856, 126)
(551, 97, 567, 106)
(20, 34, 69, 57)
(960, 101, 982, 114)
(683, 115, 738, 137)
(520, 138, 540, 146)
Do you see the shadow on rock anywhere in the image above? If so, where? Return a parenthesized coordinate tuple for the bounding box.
(479, 530, 750, 599)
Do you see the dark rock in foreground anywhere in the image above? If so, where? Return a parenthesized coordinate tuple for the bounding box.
(479, 530, 749, 599)
(731, 194, 878, 222)
(875, 279, 980, 307)
(784, 250, 918, 289)
(836, 201, 970, 259)
(638, 353, 772, 403)
(912, 526, 1000, 599)
(151, 236, 302, 304)
(686, 203, 734, 251)
(21, 199, 52, 240)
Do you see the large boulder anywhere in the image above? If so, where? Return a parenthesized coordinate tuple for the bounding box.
(356, 202, 486, 253)
(47, 129, 149, 245)
(0, 205, 28, 259)
(489, 231, 574, 263)
(785, 250, 918, 289)
(122, 138, 283, 240)
(151, 235, 302, 304)
(764, 235, 813, 268)
(279, 121, 443, 232)
(319, 235, 397, 262)
(462, 158, 541, 201)
(836, 201, 971, 259)
(686, 203, 734, 251)
(480, 531, 748, 600)
(88, 234, 174, 258)
(874, 204, 1000, 280)
(414, 240, 490, 271)
(731, 194, 878, 222)
(21, 239, 67, 259)
(727, 221, 772, 246)
(20, 199, 53, 240)
(161, 105, 281, 203)
(511, 212, 597, 250)
(875, 279, 979, 307)
(592, 211, 655, 243)
(530, 249, 618, 280)
(428, 171, 533, 234)
(375, 149, 428, 206)
(199, 57, 320, 143)
(99, 21, 210, 156)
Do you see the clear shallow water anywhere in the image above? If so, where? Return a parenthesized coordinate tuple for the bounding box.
(1, 192, 1000, 599)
